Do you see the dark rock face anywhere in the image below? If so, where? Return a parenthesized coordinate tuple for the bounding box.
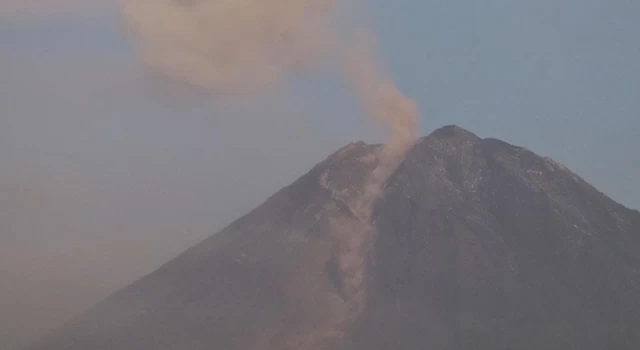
(30, 126, 640, 350)
(352, 126, 640, 350)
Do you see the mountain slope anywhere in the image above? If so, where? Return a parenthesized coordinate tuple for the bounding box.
(30, 126, 640, 350)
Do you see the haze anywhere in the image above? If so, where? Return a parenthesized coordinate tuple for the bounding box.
(1, 1, 639, 349)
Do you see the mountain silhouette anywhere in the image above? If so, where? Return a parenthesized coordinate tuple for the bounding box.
(29, 125, 640, 350)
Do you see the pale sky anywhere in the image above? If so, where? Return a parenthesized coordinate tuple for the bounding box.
(0, 0, 112, 17)
(1, 1, 639, 349)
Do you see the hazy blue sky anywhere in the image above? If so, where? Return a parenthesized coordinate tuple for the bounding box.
(1, 1, 638, 348)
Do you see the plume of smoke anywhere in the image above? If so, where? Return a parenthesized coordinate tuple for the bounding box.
(343, 30, 419, 206)
(121, 0, 340, 95)
(121, 0, 420, 191)
(121, 0, 421, 333)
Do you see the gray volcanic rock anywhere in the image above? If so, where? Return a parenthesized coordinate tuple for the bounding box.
(29, 126, 640, 350)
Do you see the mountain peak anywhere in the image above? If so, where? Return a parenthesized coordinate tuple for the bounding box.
(408, 125, 482, 160)
(427, 124, 480, 140)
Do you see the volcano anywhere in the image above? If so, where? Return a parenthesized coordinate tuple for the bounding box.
(29, 126, 640, 350)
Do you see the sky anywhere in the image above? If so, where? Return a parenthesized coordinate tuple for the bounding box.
(1, 1, 639, 349)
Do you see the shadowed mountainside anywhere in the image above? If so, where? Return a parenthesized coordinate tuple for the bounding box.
(29, 125, 640, 350)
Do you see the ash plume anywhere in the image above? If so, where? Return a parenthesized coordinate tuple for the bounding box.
(120, 0, 420, 159)
(120, 0, 422, 335)
(120, 0, 340, 95)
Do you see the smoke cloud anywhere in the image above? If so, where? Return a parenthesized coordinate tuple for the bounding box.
(120, 0, 421, 336)
(343, 30, 419, 203)
(121, 0, 339, 95)
(120, 0, 419, 155)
